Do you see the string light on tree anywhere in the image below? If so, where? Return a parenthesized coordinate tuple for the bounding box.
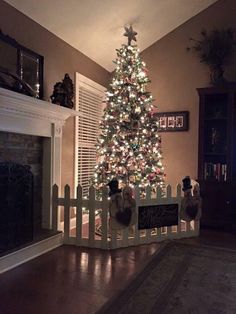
(93, 26, 165, 190)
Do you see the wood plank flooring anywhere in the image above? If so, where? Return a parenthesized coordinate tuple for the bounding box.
(0, 230, 235, 314)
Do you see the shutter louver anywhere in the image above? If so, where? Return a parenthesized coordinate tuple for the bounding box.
(75, 73, 105, 197)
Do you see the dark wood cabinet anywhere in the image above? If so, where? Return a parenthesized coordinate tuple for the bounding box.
(197, 83, 236, 232)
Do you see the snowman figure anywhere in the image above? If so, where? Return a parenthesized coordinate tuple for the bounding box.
(107, 178, 127, 230)
(123, 186, 137, 226)
(180, 176, 202, 221)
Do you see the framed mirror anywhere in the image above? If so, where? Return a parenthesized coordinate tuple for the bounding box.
(0, 29, 43, 99)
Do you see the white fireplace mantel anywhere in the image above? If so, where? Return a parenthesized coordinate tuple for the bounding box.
(0, 87, 79, 229)
(0, 87, 79, 137)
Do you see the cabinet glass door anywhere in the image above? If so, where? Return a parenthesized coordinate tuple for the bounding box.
(203, 93, 228, 181)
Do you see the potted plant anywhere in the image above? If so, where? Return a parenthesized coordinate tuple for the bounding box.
(187, 28, 236, 85)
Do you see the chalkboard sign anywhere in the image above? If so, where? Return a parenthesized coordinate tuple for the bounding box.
(138, 203, 178, 230)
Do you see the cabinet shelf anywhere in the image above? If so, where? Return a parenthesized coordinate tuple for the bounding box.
(204, 152, 226, 156)
(204, 179, 226, 183)
(204, 117, 227, 121)
(201, 180, 230, 184)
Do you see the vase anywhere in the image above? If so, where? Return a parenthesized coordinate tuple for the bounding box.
(210, 66, 227, 85)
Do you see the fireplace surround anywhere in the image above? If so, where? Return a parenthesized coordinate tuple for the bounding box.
(0, 87, 78, 252)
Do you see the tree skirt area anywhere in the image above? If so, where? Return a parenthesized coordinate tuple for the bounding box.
(97, 242, 236, 314)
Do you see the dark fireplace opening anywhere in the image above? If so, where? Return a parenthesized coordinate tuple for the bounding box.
(0, 162, 33, 252)
(0, 131, 43, 254)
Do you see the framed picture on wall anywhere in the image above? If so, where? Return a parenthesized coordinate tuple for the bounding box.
(176, 115, 184, 127)
(159, 116, 167, 128)
(157, 111, 189, 132)
(167, 116, 175, 128)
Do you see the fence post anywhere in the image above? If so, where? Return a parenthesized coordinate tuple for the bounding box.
(134, 186, 140, 246)
(64, 185, 70, 242)
(88, 186, 96, 247)
(52, 184, 58, 232)
(156, 186, 162, 240)
(176, 184, 182, 237)
(166, 185, 172, 238)
(101, 186, 109, 249)
(76, 185, 83, 244)
(145, 186, 152, 243)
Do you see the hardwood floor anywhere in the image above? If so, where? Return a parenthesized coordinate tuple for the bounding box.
(0, 230, 235, 314)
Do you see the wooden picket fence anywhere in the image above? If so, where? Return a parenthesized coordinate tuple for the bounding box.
(52, 184, 199, 249)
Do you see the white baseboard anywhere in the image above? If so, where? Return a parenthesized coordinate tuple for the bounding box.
(0, 233, 63, 274)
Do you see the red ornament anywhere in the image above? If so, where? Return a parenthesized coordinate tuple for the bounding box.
(148, 173, 155, 180)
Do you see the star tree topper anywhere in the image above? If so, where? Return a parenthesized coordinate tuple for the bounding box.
(123, 25, 137, 45)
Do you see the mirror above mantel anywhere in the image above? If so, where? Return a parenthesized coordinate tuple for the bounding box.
(0, 29, 43, 99)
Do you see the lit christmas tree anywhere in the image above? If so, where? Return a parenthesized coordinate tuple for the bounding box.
(93, 26, 165, 190)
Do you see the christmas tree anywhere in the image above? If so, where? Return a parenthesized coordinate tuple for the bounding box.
(93, 26, 165, 190)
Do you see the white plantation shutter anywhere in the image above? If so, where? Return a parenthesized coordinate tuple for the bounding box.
(75, 73, 105, 196)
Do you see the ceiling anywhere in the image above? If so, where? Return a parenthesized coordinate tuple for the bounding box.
(4, 0, 218, 72)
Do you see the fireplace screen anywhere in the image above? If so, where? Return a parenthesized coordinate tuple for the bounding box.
(0, 161, 33, 253)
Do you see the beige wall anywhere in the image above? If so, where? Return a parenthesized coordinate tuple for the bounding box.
(142, 0, 236, 187)
(0, 0, 110, 189)
(1, 0, 236, 190)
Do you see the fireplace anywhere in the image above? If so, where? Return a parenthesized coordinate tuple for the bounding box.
(0, 87, 78, 254)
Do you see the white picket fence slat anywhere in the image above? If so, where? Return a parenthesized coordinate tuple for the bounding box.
(64, 185, 70, 242)
(101, 187, 109, 249)
(52, 183, 200, 249)
(76, 185, 83, 243)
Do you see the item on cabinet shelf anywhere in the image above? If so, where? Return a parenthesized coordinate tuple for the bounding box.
(211, 127, 221, 152)
(213, 107, 224, 118)
(187, 29, 236, 85)
(204, 163, 227, 181)
(180, 176, 201, 221)
(50, 73, 74, 109)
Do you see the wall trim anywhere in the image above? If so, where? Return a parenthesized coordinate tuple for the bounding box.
(0, 233, 63, 274)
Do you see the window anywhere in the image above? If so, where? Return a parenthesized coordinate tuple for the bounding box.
(75, 73, 105, 196)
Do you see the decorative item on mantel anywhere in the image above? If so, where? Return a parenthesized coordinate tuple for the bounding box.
(0, 66, 37, 98)
(187, 28, 236, 85)
(50, 73, 74, 109)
